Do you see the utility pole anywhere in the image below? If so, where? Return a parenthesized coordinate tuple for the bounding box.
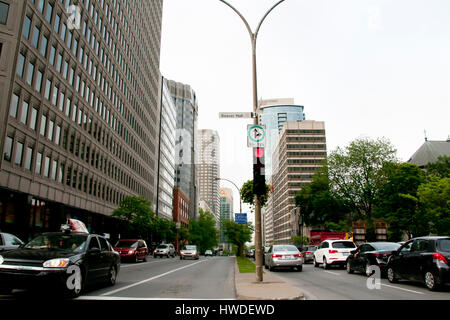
(219, 0, 285, 282)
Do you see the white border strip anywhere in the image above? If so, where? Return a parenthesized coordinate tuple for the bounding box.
(381, 283, 425, 295)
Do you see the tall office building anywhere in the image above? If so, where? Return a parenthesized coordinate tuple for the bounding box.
(0, 0, 163, 241)
(258, 98, 305, 179)
(267, 121, 327, 244)
(156, 77, 176, 221)
(198, 129, 220, 224)
(167, 79, 199, 219)
(219, 187, 233, 249)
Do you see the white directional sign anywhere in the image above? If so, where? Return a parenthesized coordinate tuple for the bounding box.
(219, 112, 254, 119)
(247, 124, 266, 147)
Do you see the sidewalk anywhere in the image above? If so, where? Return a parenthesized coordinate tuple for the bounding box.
(233, 257, 304, 300)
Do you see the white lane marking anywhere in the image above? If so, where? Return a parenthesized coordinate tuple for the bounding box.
(120, 259, 170, 268)
(101, 260, 208, 296)
(323, 270, 340, 276)
(381, 283, 425, 295)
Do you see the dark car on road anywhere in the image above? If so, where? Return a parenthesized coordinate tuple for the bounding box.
(346, 242, 401, 276)
(0, 232, 24, 252)
(0, 231, 120, 298)
(114, 239, 148, 262)
(386, 236, 450, 291)
(300, 245, 318, 264)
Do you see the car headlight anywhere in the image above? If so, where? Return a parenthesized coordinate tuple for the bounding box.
(0, 255, 3, 265)
(43, 258, 69, 268)
(129, 250, 134, 254)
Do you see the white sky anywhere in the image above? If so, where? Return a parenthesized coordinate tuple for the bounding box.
(160, 0, 450, 219)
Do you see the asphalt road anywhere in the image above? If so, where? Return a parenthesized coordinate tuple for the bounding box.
(79, 255, 236, 299)
(272, 261, 450, 300)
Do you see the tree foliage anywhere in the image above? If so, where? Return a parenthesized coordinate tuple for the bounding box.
(222, 220, 254, 257)
(188, 209, 219, 254)
(111, 196, 155, 237)
(418, 177, 450, 236)
(425, 155, 450, 179)
(327, 137, 397, 220)
(240, 180, 271, 209)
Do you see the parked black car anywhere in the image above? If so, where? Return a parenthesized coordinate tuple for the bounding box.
(300, 245, 318, 263)
(386, 236, 450, 291)
(0, 232, 24, 252)
(346, 242, 401, 276)
(0, 231, 120, 297)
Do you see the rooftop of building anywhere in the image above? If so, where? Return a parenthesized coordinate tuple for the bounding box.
(408, 138, 450, 167)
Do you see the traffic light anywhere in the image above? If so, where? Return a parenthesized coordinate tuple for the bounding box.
(253, 147, 265, 195)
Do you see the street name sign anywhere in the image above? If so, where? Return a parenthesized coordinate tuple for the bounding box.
(219, 112, 254, 119)
(247, 124, 266, 147)
(234, 213, 247, 224)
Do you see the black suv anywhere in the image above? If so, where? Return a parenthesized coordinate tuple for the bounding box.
(386, 236, 450, 291)
(0, 231, 120, 297)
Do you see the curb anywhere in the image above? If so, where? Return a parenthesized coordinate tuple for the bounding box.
(233, 257, 304, 300)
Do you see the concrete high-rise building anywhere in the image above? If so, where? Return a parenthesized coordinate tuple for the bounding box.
(266, 121, 327, 245)
(198, 129, 220, 224)
(219, 187, 233, 249)
(156, 77, 176, 221)
(167, 80, 199, 219)
(0, 0, 163, 241)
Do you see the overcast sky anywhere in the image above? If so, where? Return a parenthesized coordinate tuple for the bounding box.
(160, 0, 450, 218)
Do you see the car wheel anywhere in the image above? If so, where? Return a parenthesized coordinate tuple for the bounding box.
(387, 267, 398, 283)
(297, 265, 303, 272)
(346, 260, 354, 274)
(313, 256, 319, 267)
(424, 271, 441, 291)
(323, 257, 329, 269)
(143, 255, 147, 262)
(264, 263, 268, 269)
(180, 256, 183, 260)
(65, 270, 84, 299)
(135, 254, 139, 263)
(107, 265, 118, 286)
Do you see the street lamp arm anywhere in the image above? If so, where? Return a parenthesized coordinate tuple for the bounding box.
(219, 0, 253, 39)
(254, 0, 285, 41)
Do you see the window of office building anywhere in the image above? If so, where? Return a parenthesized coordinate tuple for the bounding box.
(14, 141, 24, 166)
(3, 136, 13, 161)
(40, 35, 48, 57)
(30, 107, 38, 130)
(54, 13, 60, 33)
(16, 53, 25, 77)
(32, 26, 40, 48)
(35, 152, 42, 174)
(20, 100, 29, 125)
(23, 16, 31, 38)
(40, 114, 47, 136)
(45, 2, 53, 23)
(47, 119, 54, 141)
(26, 61, 35, 86)
(49, 45, 56, 65)
(9, 93, 19, 118)
(35, 69, 43, 92)
(44, 156, 50, 177)
(0, 1, 9, 25)
(24, 146, 33, 170)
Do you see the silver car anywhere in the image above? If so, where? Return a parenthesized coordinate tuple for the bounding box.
(153, 243, 176, 258)
(180, 245, 199, 260)
(265, 244, 303, 272)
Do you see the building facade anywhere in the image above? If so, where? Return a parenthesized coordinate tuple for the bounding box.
(166, 79, 199, 220)
(197, 129, 220, 223)
(219, 187, 233, 249)
(267, 121, 327, 244)
(156, 77, 176, 220)
(408, 138, 450, 168)
(0, 0, 163, 241)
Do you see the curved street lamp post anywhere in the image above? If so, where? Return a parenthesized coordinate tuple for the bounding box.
(219, 0, 286, 282)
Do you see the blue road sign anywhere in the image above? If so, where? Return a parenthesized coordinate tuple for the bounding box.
(235, 213, 247, 224)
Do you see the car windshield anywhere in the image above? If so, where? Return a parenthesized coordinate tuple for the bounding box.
(115, 240, 138, 248)
(437, 239, 450, 252)
(372, 243, 401, 251)
(305, 246, 317, 251)
(157, 245, 168, 249)
(273, 245, 298, 252)
(24, 234, 88, 253)
(184, 245, 196, 250)
(332, 241, 356, 249)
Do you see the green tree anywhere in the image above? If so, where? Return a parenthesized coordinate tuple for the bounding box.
(418, 177, 450, 236)
(240, 180, 271, 209)
(111, 196, 155, 238)
(188, 209, 219, 254)
(425, 155, 450, 179)
(291, 235, 309, 246)
(374, 163, 428, 240)
(152, 218, 177, 244)
(295, 166, 349, 228)
(222, 219, 254, 257)
(327, 137, 398, 221)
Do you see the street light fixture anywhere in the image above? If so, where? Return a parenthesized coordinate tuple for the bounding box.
(219, 0, 286, 283)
